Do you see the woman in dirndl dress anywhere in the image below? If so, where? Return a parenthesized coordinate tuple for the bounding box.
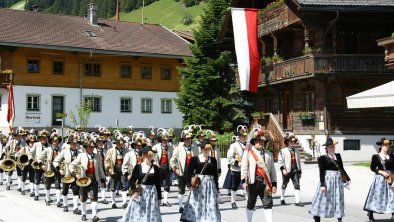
(309, 138, 350, 222)
(364, 138, 394, 222)
(180, 139, 221, 222)
(121, 146, 162, 222)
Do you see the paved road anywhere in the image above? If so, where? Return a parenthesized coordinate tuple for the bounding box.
(0, 161, 393, 222)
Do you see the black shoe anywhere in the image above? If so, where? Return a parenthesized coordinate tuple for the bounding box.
(73, 208, 82, 215)
(231, 202, 238, 209)
(30, 192, 35, 197)
(21, 191, 25, 195)
(313, 216, 320, 222)
(161, 202, 172, 207)
(81, 214, 87, 221)
(57, 202, 63, 208)
(34, 196, 39, 201)
(227, 193, 231, 196)
(0, 181, 3, 185)
(99, 199, 108, 204)
(280, 200, 286, 205)
(367, 212, 375, 221)
(6, 185, 10, 190)
(116, 192, 119, 196)
(112, 203, 117, 209)
(48, 199, 53, 203)
(46, 201, 50, 206)
(92, 216, 100, 222)
(179, 207, 183, 213)
(295, 202, 304, 207)
(17, 188, 21, 192)
(122, 203, 128, 209)
(63, 206, 68, 212)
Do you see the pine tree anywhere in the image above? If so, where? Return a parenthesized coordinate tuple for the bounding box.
(176, 0, 252, 131)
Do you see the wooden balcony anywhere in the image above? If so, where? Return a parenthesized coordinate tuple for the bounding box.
(260, 54, 392, 85)
(258, 5, 300, 37)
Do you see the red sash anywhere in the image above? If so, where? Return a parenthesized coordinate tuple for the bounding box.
(246, 145, 273, 193)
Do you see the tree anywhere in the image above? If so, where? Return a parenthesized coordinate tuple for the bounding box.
(69, 100, 93, 129)
(176, 0, 252, 131)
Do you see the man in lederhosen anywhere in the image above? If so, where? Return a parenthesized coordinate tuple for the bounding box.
(170, 130, 194, 213)
(278, 132, 303, 207)
(29, 129, 49, 201)
(153, 130, 172, 207)
(19, 135, 36, 196)
(105, 134, 129, 208)
(94, 134, 109, 204)
(70, 139, 106, 222)
(53, 134, 82, 214)
(0, 133, 8, 186)
(14, 127, 28, 192)
(37, 132, 62, 206)
(241, 129, 277, 222)
(227, 127, 248, 209)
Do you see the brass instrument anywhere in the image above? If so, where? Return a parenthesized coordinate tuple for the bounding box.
(31, 161, 41, 170)
(17, 147, 29, 170)
(0, 147, 16, 172)
(109, 155, 115, 176)
(43, 159, 55, 178)
(60, 159, 75, 184)
(76, 164, 91, 187)
(234, 150, 242, 162)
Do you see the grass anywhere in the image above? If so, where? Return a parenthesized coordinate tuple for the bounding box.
(352, 162, 370, 167)
(10, 0, 26, 10)
(118, 0, 205, 31)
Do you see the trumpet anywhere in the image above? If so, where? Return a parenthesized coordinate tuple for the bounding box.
(60, 159, 75, 184)
(76, 164, 91, 187)
(0, 148, 16, 172)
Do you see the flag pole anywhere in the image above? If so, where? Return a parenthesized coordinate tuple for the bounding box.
(142, 0, 145, 25)
(116, 0, 120, 21)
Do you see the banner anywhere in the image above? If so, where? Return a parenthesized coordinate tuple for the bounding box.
(7, 85, 14, 129)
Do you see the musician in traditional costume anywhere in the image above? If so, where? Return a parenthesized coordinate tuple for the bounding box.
(170, 130, 195, 213)
(309, 138, 351, 222)
(121, 146, 162, 222)
(226, 126, 247, 209)
(364, 138, 394, 222)
(0, 134, 7, 185)
(180, 139, 221, 222)
(3, 128, 24, 191)
(69, 139, 106, 222)
(94, 135, 109, 204)
(241, 129, 277, 222)
(19, 135, 36, 196)
(153, 130, 172, 207)
(278, 132, 304, 206)
(53, 134, 82, 214)
(14, 128, 28, 192)
(29, 129, 49, 201)
(37, 133, 62, 206)
(105, 134, 129, 208)
(147, 126, 156, 146)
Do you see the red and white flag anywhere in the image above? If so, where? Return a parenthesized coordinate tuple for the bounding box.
(7, 85, 15, 129)
(231, 8, 260, 93)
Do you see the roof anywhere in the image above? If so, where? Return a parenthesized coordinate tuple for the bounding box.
(347, 80, 394, 109)
(295, 0, 394, 7)
(0, 8, 191, 59)
(173, 30, 195, 43)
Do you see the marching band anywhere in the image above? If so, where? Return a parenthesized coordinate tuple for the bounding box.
(1, 124, 393, 222)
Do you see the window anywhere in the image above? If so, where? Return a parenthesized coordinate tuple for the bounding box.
(85, 63, 101, 76)
(27, 59, 40, 73)
(344, 89, 359, 112)
(161, 66, 172, 80)
(85, 97, 101, 112)
(344, 140, 360, 151)
(26, 95, 40, 111)
(141, 98, 152, 113)
(383, 107, 394, 112)
(161, 99, 172, 113)
(120, 64, 132, 78)
(120, 98, 132, 112)
(53, 61, 64, 74)
(303, 90, 315, 112)
(141, 64, 152, 79)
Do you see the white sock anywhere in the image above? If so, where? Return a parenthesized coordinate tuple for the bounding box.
(21, 181, 25, 191)
(178, 194, 184, 209)
(163, 191, 169, 203)
(6, 175, 11, 185)
(17, 176, 22, 188)
(237, 189, 243, 195)
(55, 189, 61, 203)
(45, 189, 50, 202)
(100, 189, 106, 201)
(91, 201, 98, 217)
(111, 192, 116, 204)
(295, 189, 301, 203)
(281, 189, 286, 201)
(0, 172, 3, 181)
(30, 183, 34, 193)
(246, 209, 254, 222)
(263, 208, 273, 222)
(73, 195, 79, 210)
(35, 184, 40, 196)
(231, 190, 236, 203)
(81, 202, 87, 215)
(121, 191, 127, 204)
(227, 189, 231, 194)
(63, 195, 68, 207)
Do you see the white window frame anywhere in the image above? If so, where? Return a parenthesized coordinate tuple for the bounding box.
(26, 94, 40, 111)
(141, 98, 152, 113)
(161, 98, 172, 114)
(84, 96, 102, 112)
(120, 97, 132, 113)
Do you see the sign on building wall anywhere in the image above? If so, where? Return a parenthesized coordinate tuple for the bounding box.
(25, 113, 41, 124)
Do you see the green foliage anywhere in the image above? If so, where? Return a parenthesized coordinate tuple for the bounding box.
(259, 0, 284, 15)
(9, 0, 26, 10)
(352, 162, 370, 167)
(302, 46, 313, 55)
(69, 100, 93, 129)
(182, 12, 193, 25)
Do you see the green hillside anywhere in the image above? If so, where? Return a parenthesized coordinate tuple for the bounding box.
(10, 0, 26, 10)
(119, 0, 205, 31)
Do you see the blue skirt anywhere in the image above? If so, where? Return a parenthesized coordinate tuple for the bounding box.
(364, 174, 394, 214)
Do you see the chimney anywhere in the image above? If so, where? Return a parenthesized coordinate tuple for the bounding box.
(87, 3, 98, 26)
(31, 5, 43, 12)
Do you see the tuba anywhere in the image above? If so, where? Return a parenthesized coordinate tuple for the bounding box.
(60, 159, 75, 184)
(1, 148, 16, 172)
(17, 147, 29, 170)
(76, 164, 91, 187)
